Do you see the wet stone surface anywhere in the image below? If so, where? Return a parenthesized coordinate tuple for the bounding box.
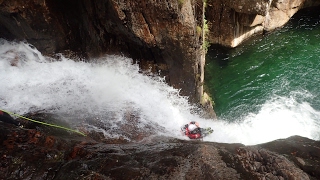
(1, 119, 320, 180)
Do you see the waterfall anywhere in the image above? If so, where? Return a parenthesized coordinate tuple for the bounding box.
(1, 39, 319, 145)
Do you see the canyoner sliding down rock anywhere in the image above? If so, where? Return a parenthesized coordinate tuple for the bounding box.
(1, 0, 320, 179)
(0, 39, 217, 142)
(1, 28, 320, 179)
(180, 121, 214, 140)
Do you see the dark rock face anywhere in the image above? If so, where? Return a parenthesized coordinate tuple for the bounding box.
(0, 0, 205, 106)
(0, 0, 319, 112)
(0, 122, 319, 180)
(206, 0, 320, 47)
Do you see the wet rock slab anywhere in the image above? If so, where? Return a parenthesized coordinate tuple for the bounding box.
(0, 123, 319, 180)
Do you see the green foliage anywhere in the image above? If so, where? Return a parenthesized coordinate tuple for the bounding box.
(201, 91, 215, 108)
(204, 0, 208, 8)
(178, 0, 185, 8)
(202, 19, 210, 52)
(196, 26, 202, 38)
(203, 39, 211, 53)
(203, 85, 215, 107)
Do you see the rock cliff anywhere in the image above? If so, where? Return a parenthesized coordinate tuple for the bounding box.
(0, 0, 319, 112)
(0, 0, 206, 109)
(206, 0, 320, 47)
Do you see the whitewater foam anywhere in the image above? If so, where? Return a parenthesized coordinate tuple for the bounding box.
(0, 39, 319, 145)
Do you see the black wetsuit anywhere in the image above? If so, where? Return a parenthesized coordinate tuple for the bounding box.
(0, 110, 20, 126)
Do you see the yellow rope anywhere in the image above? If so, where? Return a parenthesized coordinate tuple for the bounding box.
(0, 109, 86, 136)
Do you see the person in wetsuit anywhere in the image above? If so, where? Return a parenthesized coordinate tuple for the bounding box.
(181, 121, 202, 139)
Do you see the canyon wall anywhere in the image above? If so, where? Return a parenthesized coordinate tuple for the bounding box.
(0, 0, 208, 111)
(0, 0, 319, 115)
(206, 0, 320, 47)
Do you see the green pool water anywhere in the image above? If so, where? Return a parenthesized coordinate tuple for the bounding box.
(205, 7, 320, 122)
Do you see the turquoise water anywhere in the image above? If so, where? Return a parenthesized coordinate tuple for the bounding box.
(205, 8, 320, 123)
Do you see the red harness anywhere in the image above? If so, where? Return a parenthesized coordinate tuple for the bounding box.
(0, 110, 3, 115)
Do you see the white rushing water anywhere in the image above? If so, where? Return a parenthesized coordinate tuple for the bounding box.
(0, 39, 319, 145)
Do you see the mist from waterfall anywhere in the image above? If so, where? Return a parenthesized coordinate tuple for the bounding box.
(1, 39, 319, 145)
